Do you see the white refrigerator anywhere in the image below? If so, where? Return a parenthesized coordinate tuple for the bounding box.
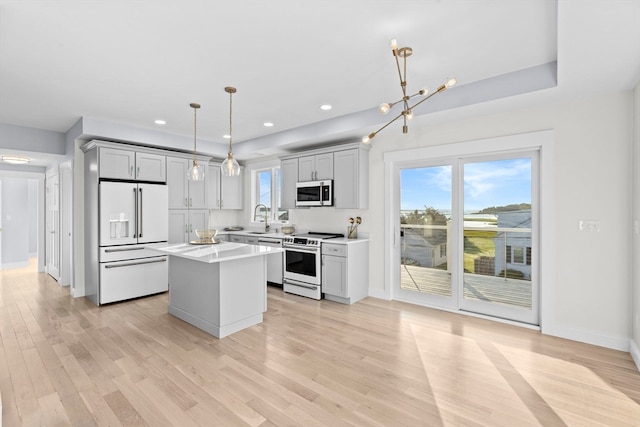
(96, 181, 169, 304)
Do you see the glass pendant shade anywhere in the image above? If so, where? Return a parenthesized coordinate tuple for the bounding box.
(221, 154, 240, 176)
(188, 160, 205, 181)
(220, 86, 240, 177)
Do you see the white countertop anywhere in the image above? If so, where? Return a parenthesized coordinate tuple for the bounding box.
(147, 242, 284, 264)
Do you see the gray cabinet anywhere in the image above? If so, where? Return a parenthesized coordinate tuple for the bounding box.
(280, 158, 298, 209)
(167, 157, 207, 209)
(322, 240, 369, 304)
(298, 153, 333, 181)
(168, 209, 208, 243)
(208, 165, 244, 210)
(280, 142, 369, 209)
(99, 147, 166, 182)
(333, 148, 369, 209)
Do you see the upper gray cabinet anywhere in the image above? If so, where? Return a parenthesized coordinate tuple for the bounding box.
(280, 142, 369, 209)
(167, 157, 208, 209)
(207, 164, 244, 210)
(333, 148, 369, 209)
(280, 158, 298, 209)
(298, 153, 333, 181)
(99, 147, 166, 182)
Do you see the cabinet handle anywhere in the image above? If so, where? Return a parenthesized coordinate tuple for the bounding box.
(217, 199, 220, 208)
(189, 197, 192, 207)
(221, 200, 224, 208)
(185, 224, 188, 234)
(137, 166, 140, 178)
(105, 247, 145, 253)
(105, 258, 167, 269)
(130, 166, 134, 177)
(185, 197, 188, 207)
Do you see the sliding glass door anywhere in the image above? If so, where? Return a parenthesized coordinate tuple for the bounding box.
(398, 164, 458, 309)
(395, 151, 539, 325)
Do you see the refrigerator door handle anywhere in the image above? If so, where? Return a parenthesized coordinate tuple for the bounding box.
(133, 187, 138, 238)
(138, 188, 143, 238)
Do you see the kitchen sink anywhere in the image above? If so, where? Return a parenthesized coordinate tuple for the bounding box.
(248, 231, 268, 234)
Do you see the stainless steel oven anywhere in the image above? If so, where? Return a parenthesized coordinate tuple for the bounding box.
(283, 233, 342, 300)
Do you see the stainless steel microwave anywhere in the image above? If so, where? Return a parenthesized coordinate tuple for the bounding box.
(296, 180, 333, 206)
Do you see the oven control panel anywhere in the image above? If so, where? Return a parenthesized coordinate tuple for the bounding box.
(283, 236, 320, 246)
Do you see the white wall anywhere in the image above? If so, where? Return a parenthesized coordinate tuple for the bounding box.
(631, 81, 640, 368)
(295, 90, 634, 351)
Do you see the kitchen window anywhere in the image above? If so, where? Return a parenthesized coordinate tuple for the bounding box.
(252, 165, 288, 223)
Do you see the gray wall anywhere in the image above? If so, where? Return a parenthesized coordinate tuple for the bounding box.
(1, 178, 29, 267)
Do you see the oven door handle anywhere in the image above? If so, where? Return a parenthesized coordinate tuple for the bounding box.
(284, 245, 319, 254)
(284, 279, 319, 290)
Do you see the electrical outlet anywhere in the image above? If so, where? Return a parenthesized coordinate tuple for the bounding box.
(578, 220, 600, 232)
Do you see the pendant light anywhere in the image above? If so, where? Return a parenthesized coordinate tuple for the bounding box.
(221, 86, 241, 177)
(187, 102, 205, 181)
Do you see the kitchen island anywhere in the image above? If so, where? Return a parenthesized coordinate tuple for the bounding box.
(149, 242, 283, 338)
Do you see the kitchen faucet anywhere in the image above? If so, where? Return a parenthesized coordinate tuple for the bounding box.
(253, 204, 270, 232)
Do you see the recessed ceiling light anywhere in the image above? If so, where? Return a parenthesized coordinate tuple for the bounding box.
(154, 119, 166, 125)
(263, 122, 274, 127)
(1, 155, 30, 164)
(320, 104, 332, 111)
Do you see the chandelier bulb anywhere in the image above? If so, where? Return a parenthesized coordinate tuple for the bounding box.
(445, 77, 457, 88)
(378, 103, 391, 114)
(389, 38, 398, 51)
(406, 109, 414, 120)
(362, 133, 375, 144)
(419, 87, 430, 96)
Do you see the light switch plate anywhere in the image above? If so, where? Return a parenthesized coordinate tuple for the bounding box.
(578, 220, 600, 232)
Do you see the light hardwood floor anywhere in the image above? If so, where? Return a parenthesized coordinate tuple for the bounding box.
(1, 260, 639, 426)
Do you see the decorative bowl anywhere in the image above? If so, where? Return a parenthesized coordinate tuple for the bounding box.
(281, 225, 295, 235)
(195, 229, 218, 241)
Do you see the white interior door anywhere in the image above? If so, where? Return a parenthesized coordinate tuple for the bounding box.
(59, 161, 73, 287)
(46, 172, 60, 280)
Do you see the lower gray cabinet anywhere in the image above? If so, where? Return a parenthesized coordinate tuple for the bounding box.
(321, 240, 369, 304)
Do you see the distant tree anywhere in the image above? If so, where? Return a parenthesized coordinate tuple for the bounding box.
(424, 206, 448, 225)
(401, 209, 424, 225)
(476, 203, 531, 214)
(401, 206, 447, 225)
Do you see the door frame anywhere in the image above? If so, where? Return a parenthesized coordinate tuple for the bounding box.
(384, 130, 554, 330)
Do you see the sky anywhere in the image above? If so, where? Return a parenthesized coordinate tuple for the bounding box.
(400, 157, 532, 212)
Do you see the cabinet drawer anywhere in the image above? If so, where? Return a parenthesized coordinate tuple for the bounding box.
(322, 243, 347, 257)
(100, 246, 162, 262)
(100, 256, 168, 304)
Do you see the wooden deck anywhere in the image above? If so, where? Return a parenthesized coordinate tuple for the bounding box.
(401, 264, 532, 309)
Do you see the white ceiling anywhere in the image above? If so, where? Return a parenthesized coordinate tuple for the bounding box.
(1, 0, 639, 166)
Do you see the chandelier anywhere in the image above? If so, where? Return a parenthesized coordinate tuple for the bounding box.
(362, 38, 457, 144)
(221, 86, 241, 176)
(187, 102, 205, 181)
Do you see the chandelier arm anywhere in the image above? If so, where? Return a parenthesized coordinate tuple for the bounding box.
(407, 89, 441, 111)
(371, 111, 405, 137)
(394, 53, 407, 98)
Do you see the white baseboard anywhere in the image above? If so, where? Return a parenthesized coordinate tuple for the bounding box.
(542, 323, 629, 352)
(0, 261, 29, 270)
(367, 287, 390, 300)
(630, 339, 640, 373)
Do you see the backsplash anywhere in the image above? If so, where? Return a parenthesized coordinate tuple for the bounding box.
(288, 207, 369, 237)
